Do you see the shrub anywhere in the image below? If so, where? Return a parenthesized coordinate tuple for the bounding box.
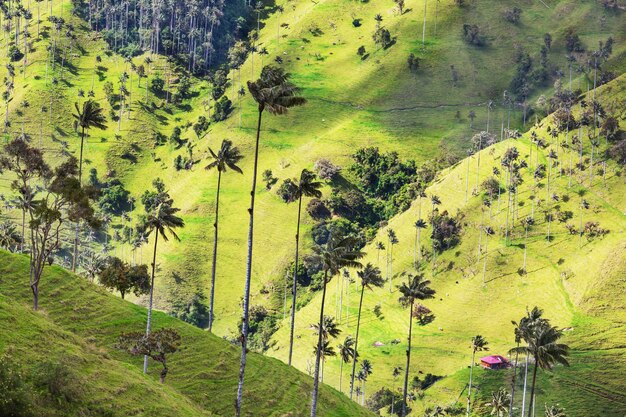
(98, 180, 131, 215)
(170, 292, 210, 329)
(8, 45, 23, 62)
(503, 7, 522, 23)
(0, 354, 31, 417)
(33, 360, 83, 404)
(212, 95, 232, 122)
(307, 199, 331, 220)
(462, 24, 483, 46)
(430, 210, 462, 253)
(314, 158, 341, 180)
(150, 75, 165, 94)
(276, 178, 298, 203)
(609, 140, 626, 165)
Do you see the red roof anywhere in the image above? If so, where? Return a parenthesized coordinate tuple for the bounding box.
(480, 355, 509, 365)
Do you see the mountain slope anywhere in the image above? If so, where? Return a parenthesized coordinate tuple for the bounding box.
(270, 75, 626, 415)
(0, 250, 374, 417)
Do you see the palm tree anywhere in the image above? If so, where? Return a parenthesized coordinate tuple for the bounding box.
(489, 388, 511, 417)
(510, 321, 569, 417)
(286, 169, 323, 365)
(391, 366, 402, 415)
(387, 229, 398, 290)
(310, 234, 364, 417)
(359, 359, 373, 404)
(71, 99, 107, 272)
(466, 335, 489, 416)
(349, 263, 384, 400)
(205, 139, 243, 332)
(376, 241, 385, 266)
(311, 315, 341, 382)
(141, 191, 185, 374)
(414, 219, 427, 266)
(397, 273, 436, 417)
(237, 66, 305, 417)
(482, 226, 495, 284)
(545, 404, 567, 417)
(338, 336, 356, 393)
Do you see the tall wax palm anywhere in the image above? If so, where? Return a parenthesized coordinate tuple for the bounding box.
(414, 219, 427, 266)
(349, 263, 384, 400)
(237, 65, 305, 417)
(310, 234, 364, 417)
(359, 359, 373, 404)
(513, 307, 546, 416)
(391, 366, 402, 415)
(466, 335, 489, 417)
(397, 273, 436, 417)
(510, 321, 569, 417)
(387, 228, 398, 291)
(205, 139, 243, 332)
(311, 315, 341, 382)
(509, 318, 525, 416)
(141, 193, 185, 374)
(338, 335, 356, 393)
(286, 169, 323, 365)
(376, 241, 385, 266)
(71, 99, 107, 271)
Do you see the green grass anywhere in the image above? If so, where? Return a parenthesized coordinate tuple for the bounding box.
(0, 250, 375, 417)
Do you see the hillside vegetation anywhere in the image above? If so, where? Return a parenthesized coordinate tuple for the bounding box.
(0, 250, 375, 417)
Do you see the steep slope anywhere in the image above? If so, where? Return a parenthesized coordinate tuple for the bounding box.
(270, 75, 626, 415)
(2, 0, 624, 337)
(0, 250, 375, 417)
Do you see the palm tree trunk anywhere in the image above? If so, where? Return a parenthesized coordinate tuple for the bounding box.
(402, 300, 414, 417)
(466, 349, 476, 417)
(350, 284, 366, 400)
(288, 195, 303, 365)
(527, 359, 538, 417)
(208, 170, 222, 332)
(72, 126, 86, 272)
(421, 0, 426, 47)
(521, 353, 529, 415)
(509, 343, 520, 417)
(339, 359, 343, 392)
(310, 270, 329, 417)
(143, 231, 159, 374)
(236, 109, 263, 417)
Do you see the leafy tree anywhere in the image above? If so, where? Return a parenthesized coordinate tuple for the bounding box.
(212, 95, 233, 122)
(309, 234, 364, 417)
(314, 158, 341, 181)
(139, 179, 184, 374)
(238, 65, 306, 417)
(1, 138, 98, 310)
(397, 273, 436, 417)
(466, 335, 489, 415)
(282, 169, 323, 365)
(98, 257, 150, 300)
(349, 263, 384, 399)
(205, 139, 243, 331)
(117, 328, 181, 383)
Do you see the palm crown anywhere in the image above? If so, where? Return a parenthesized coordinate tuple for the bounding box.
(311, 235, 365, 278)
(357, 263, 385, 290)
(143, 200, 185, 243)
(206, 139, 244, 174)
(73, 99, 107, 131)
(398, 273, 436, 306)
(247, 66, 306, 114)
(511, 321, 570, 370)
(338, 336, 356, 363)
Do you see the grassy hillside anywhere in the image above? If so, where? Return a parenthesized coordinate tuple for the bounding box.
(269, 75, 626, 415)
(1, 0, 624, 336)
(0, 250, 374, 417)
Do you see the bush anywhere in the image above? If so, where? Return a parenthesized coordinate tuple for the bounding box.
(276, 178, 298, 203)
(8, 45, 23, 62)
(150, 75, 165, 94)
(462, 24, 483, 46)
(430, 210, 462, 253)
(0, 354, 31, 417)
(212, 95, 232, 122)
(609, 140, 626, 165)
(314, 158, 341, 180)
(170, 292, 210, 329)
(307, 199, 331, 220)
(503, 7, 522, 23)
(481, 177, 502, 197)
(33, 360, 83, 405)
(98, 180, 131, 215)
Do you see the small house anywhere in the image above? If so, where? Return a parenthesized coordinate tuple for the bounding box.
(480, 355, 511, 370)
